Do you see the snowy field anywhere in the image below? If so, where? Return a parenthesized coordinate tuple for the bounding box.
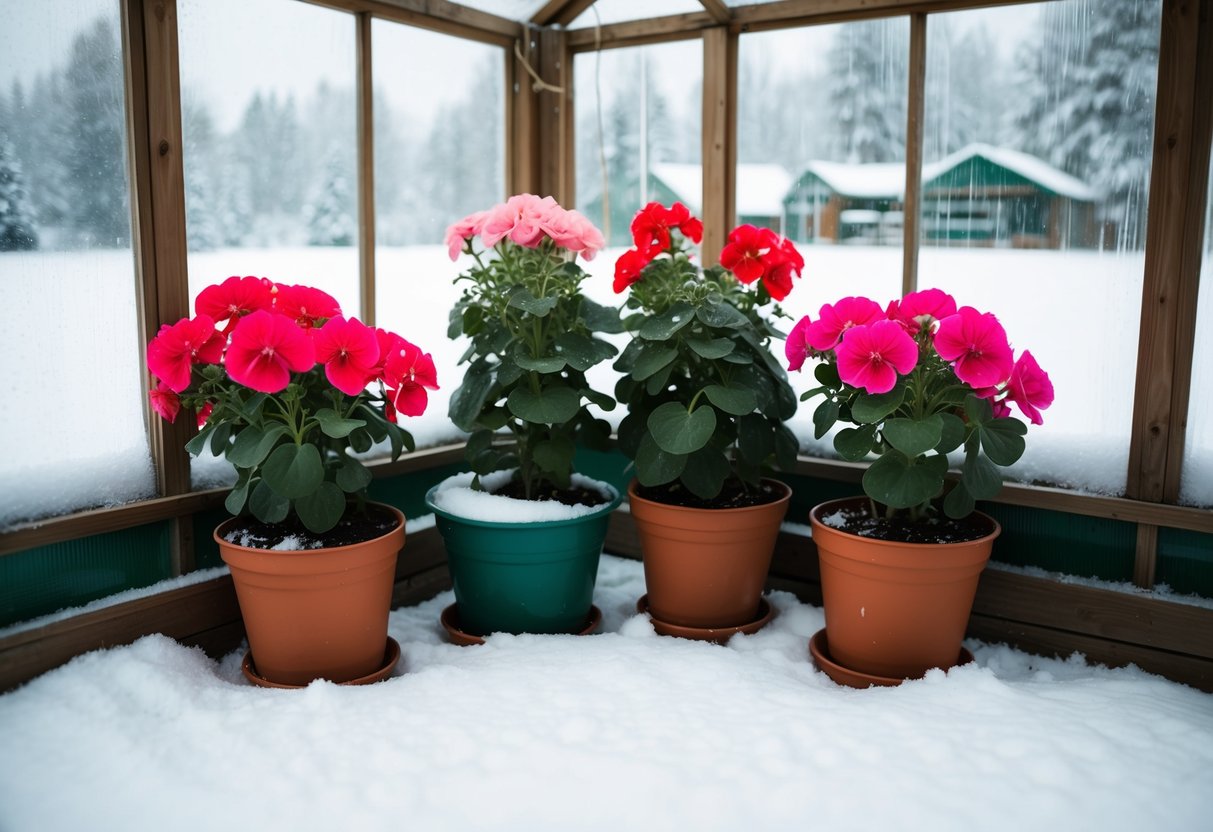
(2, 243, 1211, 529)
(0, 553, 1210, 832)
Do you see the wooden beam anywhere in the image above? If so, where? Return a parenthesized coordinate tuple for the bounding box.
(532, 0, 596, 27)
(701, 26, 738, 267)
(508, 29, 541, 194)
(536, 28, 574, 203)
(699, 0, 732, 25)
(731, 0, 1041, 32)
(569, 11, 715, 51)
(1134, 524, 1159, 589)
(356, 12, 377, 325)
(300, 0, 519, 46)
(901, 12, 926, 296)
(1128, 0, 1208, 504)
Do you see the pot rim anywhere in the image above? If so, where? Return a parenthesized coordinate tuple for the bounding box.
(213, 501, 405, 555)
(424, 475, 622, 529)
(627, 477, 792, 516)
(809, 495, 1001, 547)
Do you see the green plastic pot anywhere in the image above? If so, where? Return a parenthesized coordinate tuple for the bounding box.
(425, 481, 622, 636)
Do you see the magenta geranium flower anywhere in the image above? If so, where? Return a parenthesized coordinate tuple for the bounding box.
(803, 297, 885, 352)
(149, 382, 181, 423)
(1006, 350, 1054, 425)
(835, 320, 919, 394)
(786, 315, 812, 372)
(887, 288, 957, 334)
(273, 284, 342, 331)
(196, 401, 214, 428)
(314, 316, 380, 396)
(934, 307, 1014, 388)
(195, 275, 273, 327)
(225, 310, 317, 393)
(146, 314, 225, 393)
(383, 339, 439, 418)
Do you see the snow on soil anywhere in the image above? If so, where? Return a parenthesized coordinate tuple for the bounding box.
(1, 555, 1210, 832)
(429, 470, 618, 523)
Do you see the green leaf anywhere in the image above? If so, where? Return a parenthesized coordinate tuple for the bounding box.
(239, 393, 267, 421)
(631, 345, 679, 381)
(962, 449, 1003, 500)
(812, 398, 839, 440)
(506, 287, 558, 317)
(645, 363, 674, 396)
(506, 386, 581, 424)
(647, 401, 717, 455)
(936, 412, 967, 454)
(613, 338, 645, 374)
(814, 362, 841, 388)
(703, 385, 757, 417)
(295, 482, 346, 534)
(185, 423, 217, 457)
(336, 457, 373, 493)
(697, 300, 750, 329)
(721, 350, 754, 365)
(882, 415, 944, 457)
(262, 443, 324, 499)
(447, 305, 464, 339)
(979, 417, 1028, 466)
(581, 387, 616, 412)
(738, 413, 775, 465)
(681, 447, 730, 500)
(556, 332, 615, 371)
(209, 421, 232, 456)
(943, 481, 976, 520)
(249, 479, 289, 524)
(225, 424, 290, 468)
(774, 424, 800, 471)
(851, 385, 906, 423)
(314, 408, 366, 439)
(834, 425, 877, 461)
(686, 336, 735, 359)
(635, 433, 687, 487)
(862, 451, 947, 510)
(449, 360, 493, 431)
(515, 354, 567, 373)
(348, 428, 373, 454)
(639, 302, 696, 340)
(964, 395, 994, 425)
(533, 436, 576, 477)
(224, 470, 252, 515)
(461, 304, 484, 336)
(582, 298, 625, 333)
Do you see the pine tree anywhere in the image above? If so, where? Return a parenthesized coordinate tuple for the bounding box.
(825, 19, 908, 163)
(305, 147, 355, 246)
(924, 19, 1008, 160)
(0, 134, 39, 251)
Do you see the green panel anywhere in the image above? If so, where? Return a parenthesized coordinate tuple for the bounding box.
(192, 507, 231, 570)
(0, 522, 173, 628)
(573, 447, 632, 496)
(1156, 528, 1213, 598)
(981, 503, 1135, 581)
(926, 156, 1048, 196)
(368, 461, 467, 523)
(777, 472, 864, 528)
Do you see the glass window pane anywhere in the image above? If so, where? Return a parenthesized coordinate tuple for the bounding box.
(1180, 146, 1213, 506)
(178, 0, 358, 486)
(373, 21, 505, 449)
(921, 0, 1161, 495)
(0, 1, 151, 528)
(570, 0, 704, 27)
(738, 20, 909, 449)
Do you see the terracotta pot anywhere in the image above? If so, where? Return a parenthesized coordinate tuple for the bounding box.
(216, 504, 404, 686)
(628, 479, 790, 628)
(810, 496, 999, 680)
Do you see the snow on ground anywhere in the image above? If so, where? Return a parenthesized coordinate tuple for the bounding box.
(3, 243, 1212, 529)
(0, 554, 1210, 832)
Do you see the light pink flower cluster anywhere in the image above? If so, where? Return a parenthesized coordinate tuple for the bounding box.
(786, 289, 1053, 424)
(147, 275, 438, 425)
(444, 194, 605, 261)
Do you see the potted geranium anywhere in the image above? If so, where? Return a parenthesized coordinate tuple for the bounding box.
(146, 276, 436, 686)
(612, 202, 802, 638)
(786, 289, 1054, 685)
(426, 194, 623, 639)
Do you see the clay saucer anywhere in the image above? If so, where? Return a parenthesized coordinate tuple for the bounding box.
(636, 594, 775, 643)
(809, 628, 975, 689)
(440, 603, 603, 645)
(241, 637, 401, 689)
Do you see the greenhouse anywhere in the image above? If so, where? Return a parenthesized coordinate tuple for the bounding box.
(1, 0, 1211, 829)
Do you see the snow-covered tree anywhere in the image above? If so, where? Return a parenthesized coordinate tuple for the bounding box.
(0, 135, 39, 251)
(305, 147, 355, 246)
(737, 50, 825, 170)
(924, 19, 1008, 160)
(825, 19, 908, 163)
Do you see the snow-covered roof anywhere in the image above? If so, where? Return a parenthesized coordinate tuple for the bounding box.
(796, 161, 906, 199)
(650, 163, 793, 217)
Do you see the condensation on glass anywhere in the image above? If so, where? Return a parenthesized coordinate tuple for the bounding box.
(920, 0, 1162, 496)
(0, 1, 153, 528)
(1180, 145, 1213, 506)
(177, 0, 358, 486)
(372, 20, 505, 450)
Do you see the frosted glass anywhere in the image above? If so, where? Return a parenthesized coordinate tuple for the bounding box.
(1180, 147, 1213, 506)
(372, 21, 505, 451)
(920, 0, 1161, 496)
(0, 1, 153, 528)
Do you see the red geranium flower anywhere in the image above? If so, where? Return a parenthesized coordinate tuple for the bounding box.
(719, 224, 779, 285)
(149, 382, 181, 423)
(382, 338, 439, 418)
(195, 276, 273, 330)
(225, 310, 317, 393)
(314, 316, 380, 396)
(146, 314, 225, 393)
(273, 284, 342, 331)
(613, 248, 652, 294)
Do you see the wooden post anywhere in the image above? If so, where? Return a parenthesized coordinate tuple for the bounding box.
(902, 12, 926, 297)
(356, 12, 376, 325)
(702, 26, 737, 267)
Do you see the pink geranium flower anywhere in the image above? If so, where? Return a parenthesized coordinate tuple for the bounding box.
(149, 382, 181, 423)
(481, 194, 557, 249)
(934, 307, 1014, 388)
(835, 320, 919, 394)
(314, 316, 380, 396)
(541, 207, 605, 260)
(273, 284, 342, 331)
(1006, 350, 1054, 425)
(383, 338, 439, 418)
(195, 276, 273, 328)
(225, 310, 317, 393)
(786, 315, 812, 372)
(444, 211, 489, 261)
(803, 297, 885, 351)
(146, 314, 225, 393)
(887, 288, 957, 334)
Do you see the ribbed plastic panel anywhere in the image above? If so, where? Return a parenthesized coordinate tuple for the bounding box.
(1156, 528, 1213, 598)
(983, 503, 1135, 581)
